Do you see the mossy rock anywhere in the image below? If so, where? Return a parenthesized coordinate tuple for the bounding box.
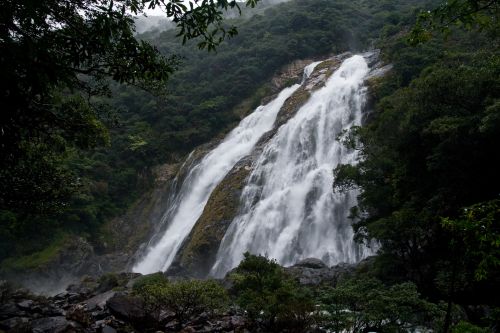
(276, 87, 311, 127)
(175, 163, 252, 278)
(314, 58, 342, 79)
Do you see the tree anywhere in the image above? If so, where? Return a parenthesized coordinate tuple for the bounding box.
(230, 253, 315, 332)
(134, 277, 228, 328)
(0, 0, 259, 233)
(408, 0, 499, 44)
(333, 51, 500, 302)
(318, 278, 440, 332)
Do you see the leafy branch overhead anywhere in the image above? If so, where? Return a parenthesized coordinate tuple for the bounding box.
(0, 0, 259, 217)
(408, 0, 499, 44)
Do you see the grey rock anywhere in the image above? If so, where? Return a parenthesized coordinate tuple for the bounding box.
(106, 293, 146, 323)
(294, 258, 328, 269)
(0, 302, 18, 319)
(31, 316, 71, 333)
(16, 299, 34, 310)
(285, 258, 357, 286)
(0, 316, 30, 331)
(230, 315, 245, 327)
(86, 290, 116, 311)
(102, 324, 117, 333)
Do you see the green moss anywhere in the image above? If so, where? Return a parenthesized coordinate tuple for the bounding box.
(276, 87, 311, 126)
(315, 58, 341, 79)
(179, 165, 251, 276)
(1, 234, 69, 272)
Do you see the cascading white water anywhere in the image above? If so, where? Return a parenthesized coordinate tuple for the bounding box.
(133, 83, 301, 274)
(211, 55, 374, 277)
(302, 61, 321, 83)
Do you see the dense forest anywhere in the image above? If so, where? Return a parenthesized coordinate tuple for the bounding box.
(0, 0, 499, 332)
(0, 0, 431, 267)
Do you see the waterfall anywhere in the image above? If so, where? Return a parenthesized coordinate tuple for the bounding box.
(302, 61, 321, 83)
(211, 55, 374, 277)
(133, 83, 301, 274)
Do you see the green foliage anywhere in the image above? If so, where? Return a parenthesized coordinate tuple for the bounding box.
(318, 277, 440, 332)
(409, 0, 499, 45)
(442, 200, 500, 281)
(134, 278, 228, 325)
(451, 321, 491, 333)
(334, 29, 500, 310)
(0, 0, 266, 264)
(0, 234, 69, 272)
(231, 253, 315, 332)
(132, 272, 170, 293)
(1, 0, 434, 265)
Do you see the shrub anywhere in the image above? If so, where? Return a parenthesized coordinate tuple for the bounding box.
(231, 253, 316, 332)
(451, 321, 490, 333)
(317, 277, 441, 332)
(132, 272, 169, 293)
(134, 277, 228, 326)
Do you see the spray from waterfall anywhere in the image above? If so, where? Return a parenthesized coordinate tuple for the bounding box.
(211, 55, 374, 277)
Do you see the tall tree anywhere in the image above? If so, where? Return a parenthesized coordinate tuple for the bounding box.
(0, 0, 258, 215)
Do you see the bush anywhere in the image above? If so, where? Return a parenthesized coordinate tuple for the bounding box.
(451, 321, 491, 333)
(317, 277, 441, 332)
(134, 277, 228, 326)
(132, 272, 169, 293)
(231, 253, 315, 332)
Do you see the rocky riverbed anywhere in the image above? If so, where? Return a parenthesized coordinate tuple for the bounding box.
(0, 258, 368, 332)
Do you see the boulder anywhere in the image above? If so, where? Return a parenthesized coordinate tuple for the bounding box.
(106, 293, 146, 323)
(31, 316, 71, 333)
(0, 302, 19, 319)
(85, 290, 116, 311)
(16, 300, 34, 310)
(101, 325, 117, 333)
(294, 258, 328, 269)
(0, 316, 30, 332)
(285, 259, 357, 286)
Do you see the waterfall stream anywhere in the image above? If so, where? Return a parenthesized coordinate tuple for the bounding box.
(211, 55, 374, 277)
(134, 55, 375, 276)
(133, 82, 303, 274)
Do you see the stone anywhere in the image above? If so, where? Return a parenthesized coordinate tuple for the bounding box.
(294, 258, 328, 269)
(16, 299, 34, 310)
(31, 316, 71, 333)
(53, 291, 68, 300)
(85, 290, 116, 311)
(102, 324, 117, 333)
(165, 319, 179, 331)
(0, 316, 30, 331)
(180, 325, 196, 333)
(158, 309, 176, 323)
(67, 304, 91, 325)
(230, 315, 245, 327)
(0, 302, 19, 319)
(106, 293, 146, 323)
(91, 309, 109, 320)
